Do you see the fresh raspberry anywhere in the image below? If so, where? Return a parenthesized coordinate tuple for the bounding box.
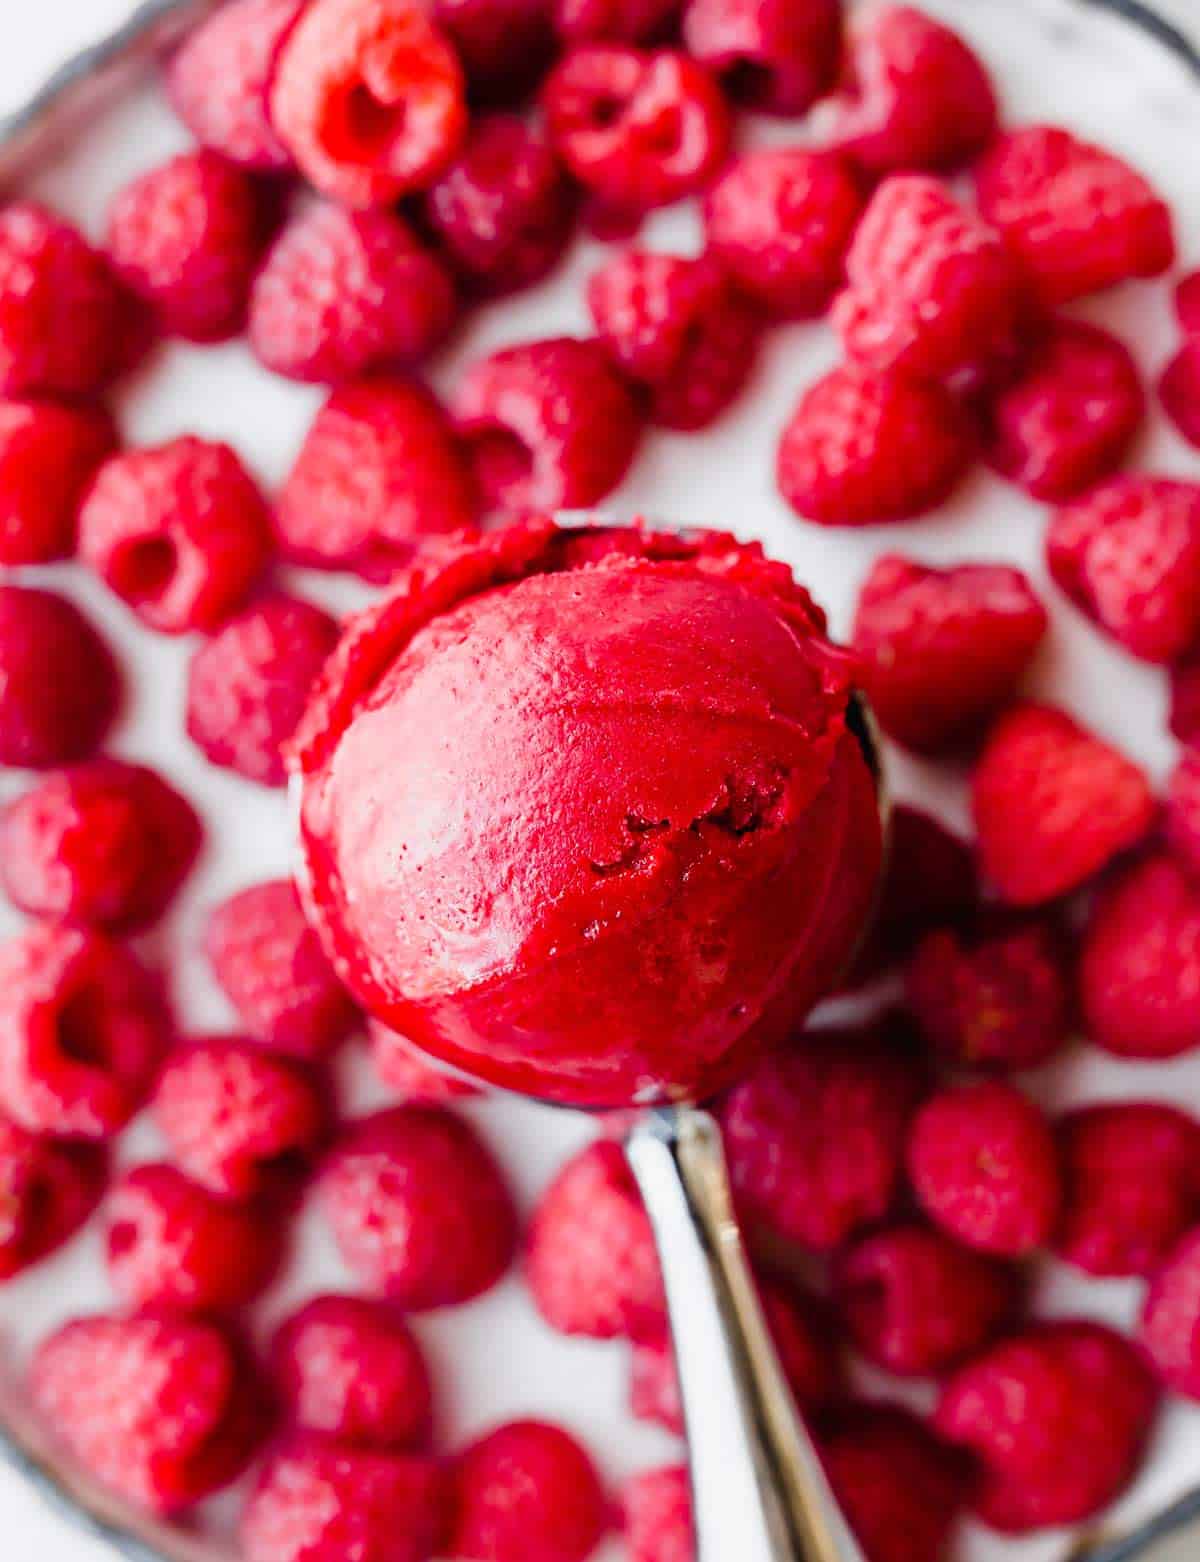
(105, 1162, 284, 1310)
(624, 1466, 693, 1562)
(542, 47, 732, 212)
(702, 149, 864, 319)
(1160, 340, 1200, 449)
(1141, 1229, 1200, 1399)
(975, 125, 1175, 308)
(555, 0, 677, 44)
(981, 319, 1145, 500)
(1047, 476, 1200, 663)
(1056, 1103, 1200, 1278)
(272, 1295, 433, 1449)
(908, 1081, 1061, 1258)
(0, 398, 116, 565)
(0, 924, 166, 1141)
(154, 1038, 328, 1199)
(0, 1117, 105, 1279)
(935, 1321, 1159, 1532)
(32, 1312, 266, 1514)
(526, 1139, 664, 1339)
(271, 0, 468, 208)
(277, 379, 478, 579)
(587, 250, 761, 429)
(834, 175, 1025, 383)
(207, 879, 359, 1059)
(777, 364, 972, 526)
(187, 594, 341, 789)
(250, 203, 455, 383)
(1167, 745, 1200, 879)
(369, 1021, 480, 1103)
(972, 703, 1154, 905)
(454, 338, 641, 513)
(0, 587, 121, 767)
(432, 0, 556, 100)
(1177, 269, 1200, 335)
(852, 555, 1046, 751)
(682, 0, 841, 115)
(321, 1106, 517, 1309)
(78, 437, 273, 635)
(450, 1420, 609, 1562)
(1171, 650, 1200, 745)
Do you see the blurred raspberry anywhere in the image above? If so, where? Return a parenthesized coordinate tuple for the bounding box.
(683, 0, 841, 116)
(555, 0, 678, 44)
(0, 587, 121, 768)
(433, 0, 555, 99)
(0, 1118, 105, 1279)
(1141, 1229, 1200, 1399)
(1171, 650, 1200, 745)
(624, 1466, 693, 1562)
(1177, 270, 1200, 335)
(1167, 746, 1200, 879)
(369, 1022, 480, 1103)
(0, 398, 116, 565)
(1160, 340, 1200, 449)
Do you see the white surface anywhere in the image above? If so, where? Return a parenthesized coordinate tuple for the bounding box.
(0, 2, 1199, 1560)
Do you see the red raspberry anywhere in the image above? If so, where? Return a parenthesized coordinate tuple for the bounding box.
(450, 1420, 609, 1562)
(154, 1038, 328, 1199)
(454, 338, 641, 513)
(555, 0, 677, 44)
(32, 1312, 266, 1514)
(208, 879, 359, 1059)
(277, 379, 478, 579)
(1171, 650, 1200, 745)
(834, 175, 1025, 383)
(976, 125, 1175, 309)
(0, 1117, 105, 1279)
(935, 1321, 1159, 1532)
(821, 4, 998, 176)
(526, 1139, 664, 1339)
(624, 1466, 693, 1562)
(79, 436, 273, 635)
(542, 47, 732, 211)
(105, 1162, 283, 1310)
(0, 398, 116, 565)
(683, 0, 841, 115)
(1141, 1229, 1200, 1399)
(982, 319, 1145, 500)
(1056, 1103, 1200, 1278)
(271, 0, 467, 208)
(433, 0, 556, 100)
(0, 924, 166, 1141)
(1047, 476, 1200, 663)
(0, 587, 121, 768)
(321, 1106, 517, 1308)
(1177, 269, 1200, 335)
(187, 594, 341, 789)
(703, 149, 864, 319)
(972, 702, 1154, 906)
(1167, 745, 1200, 879)
(777, 364, 972, 526)
(369, 1021, 480, 1103)
(1160, 340, 1200, 449)
(852, 555, 1046, 751)
(908, 1081, 1061, 1258)
(272, 1295, 433, 1449)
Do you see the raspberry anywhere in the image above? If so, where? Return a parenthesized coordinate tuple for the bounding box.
(975, 125, 1175, 308)
(777, 364, 972, 526)
(834, 175, 1025, 383)
(0, 924, 166, 1141)
(587, 250, 761, 429)
(154, 1038, 328, 1199)
(1047, 476, 1200, 663)
(369, 1021, 480, 1102)
(79, 437, 273, 635)
(852, 555, 1046, 751)
(821, 4, 998, 176)
(0, 398, 116, 565)
(0, 587, 121, 767)
(207, 879, 359, 1059)
(981, 318, 1145, 500)
(555, 0, 677, 44)
(1171, 650, 1200, 745)
(1141, 1229, 1200, 1399)
(682, 0, 841, 115)
(105, 1162, 284, 1310)
(972, 702, 1154, 905)
(908, 1081, 1061, 1258)
(526, 1139, 664, 1339)
(321, 1106, 517, 1308)
(32, 1312, 266, 1514)
(187, 594, 341, 789)
(624, 1466, 693, 1562)
(250, 203, 455, 383)
(277, 379, 478, 579)
(454, 338, 641, 513)
(542, 47, 732, 211)
(0, 1117, 105, 1279)
(1178, 270, 1200, 336)
(935, 1321, 1159, 1532)
(433, 0, 555, 99)
(271, 0, 467, 207)
(1160, 340, 1200, 449)
(1168, 745, 1200, 879)
(1056, 1103, 1200, 1278)
(272, 1295, 433, 1448)
(450, 1420, 609, 1562)
(703, 149, 864, 319)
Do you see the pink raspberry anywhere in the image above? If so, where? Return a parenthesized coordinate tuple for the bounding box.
(935, 1321, 1159, 1532)
(0, 587, 121, 768)
(976, 125, 1175, 308)
(79, 436, 273, 635)
(1141, 1229, 1200, 1399)
(321, 1106, 517, 1308)
(1160, 340, 1200, 449)
(0, 398, 116, 564)
(433, 0, 556, 99)
(1178, 269, 1200, 335)
(624, 1466, 693, 1562)
(1167, 746, 1200, 879)
(1171, 650, 1200, 745)
(277, 379, 478, 579)
(972, 702, 1154, 906)
(852, 555, 1047, 751)
(369, 1022, 480, 1103)
(555, 0, 678, 44)
(683, 0, 841, 116)
(272, 1295, 433, 1449)
(0, 1117, 105, 1279)
(587, 250, 761, 429)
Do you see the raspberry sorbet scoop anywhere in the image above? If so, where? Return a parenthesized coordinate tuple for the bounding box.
(291, 519, 882, 1104)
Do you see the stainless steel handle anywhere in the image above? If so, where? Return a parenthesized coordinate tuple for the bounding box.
(1070, 1490, 1200, 1562)
(624, 1107, 866, 1562)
